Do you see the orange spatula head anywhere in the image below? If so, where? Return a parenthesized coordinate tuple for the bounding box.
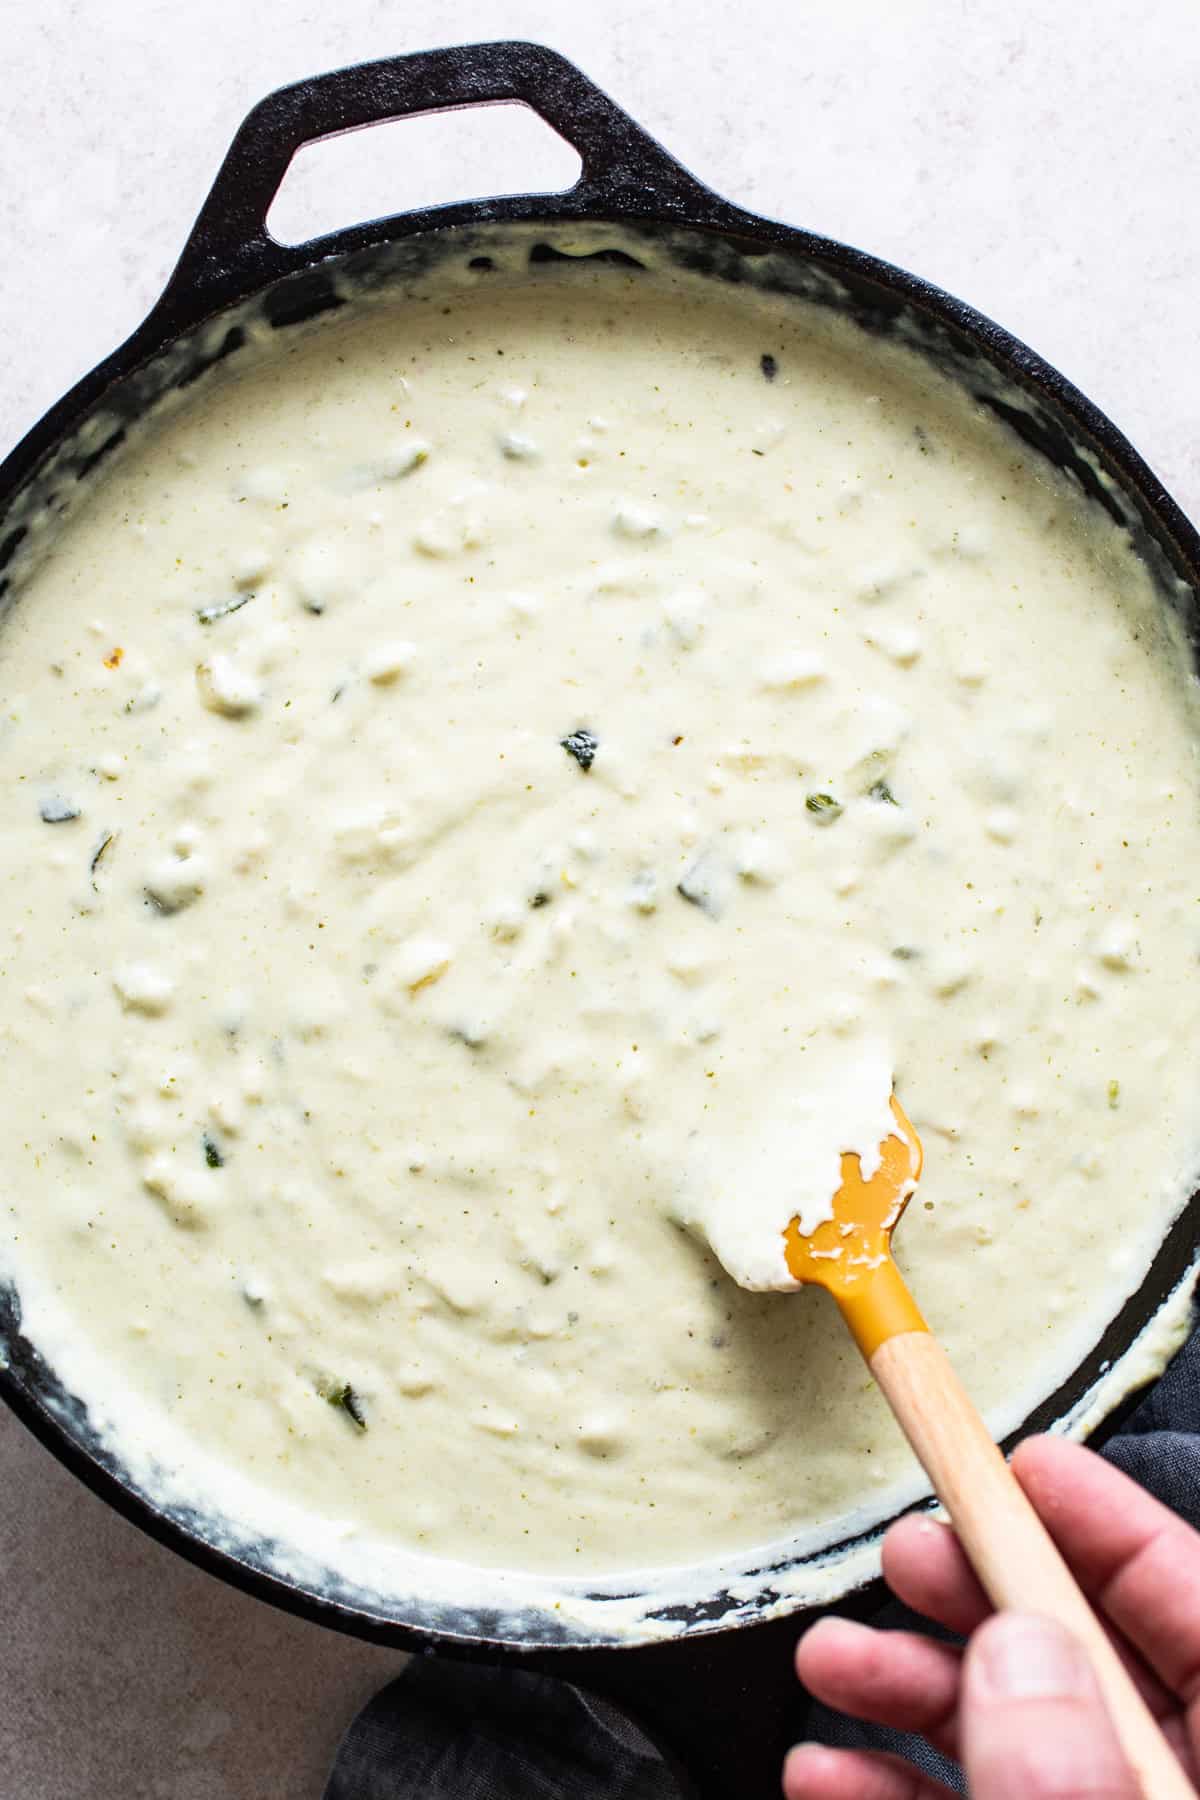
(782, 1094, 927, 1357)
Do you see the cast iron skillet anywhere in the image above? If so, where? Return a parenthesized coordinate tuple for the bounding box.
(2, 42, 1198, 1798)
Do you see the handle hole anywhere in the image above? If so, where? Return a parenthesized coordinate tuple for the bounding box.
(266, 102, 582, 247)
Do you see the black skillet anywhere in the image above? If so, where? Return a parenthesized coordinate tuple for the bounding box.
(2, 42, 1198, 1799)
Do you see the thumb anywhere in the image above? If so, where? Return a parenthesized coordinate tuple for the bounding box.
(961, 1613, 1139, 1799)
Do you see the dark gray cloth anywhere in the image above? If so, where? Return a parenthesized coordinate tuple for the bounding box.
(323, 1658, 683, 1800)
(324, 1319, 1200, 1798)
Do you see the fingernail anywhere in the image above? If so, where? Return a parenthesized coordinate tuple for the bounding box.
(976, 1615, 1088, 1700)
(803, 1615, 871, 1647)
(783, 1743, 837, 1778)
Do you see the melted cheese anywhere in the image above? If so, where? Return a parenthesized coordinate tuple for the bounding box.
(2, 256, 1198, 1587)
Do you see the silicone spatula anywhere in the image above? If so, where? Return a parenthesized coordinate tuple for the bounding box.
(780, 1095, 1189, 1800)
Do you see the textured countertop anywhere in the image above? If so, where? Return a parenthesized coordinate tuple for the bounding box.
(2, 3, 1198, 1795)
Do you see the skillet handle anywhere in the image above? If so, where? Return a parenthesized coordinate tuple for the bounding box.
(150, 41, 714, 326)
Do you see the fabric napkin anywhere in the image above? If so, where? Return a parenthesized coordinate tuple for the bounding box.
(323, 1317, 1200, 1799)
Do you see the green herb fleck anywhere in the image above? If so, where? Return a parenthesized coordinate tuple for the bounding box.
(197, 591, 254, 626)
(89, 831, 116, 890)
(203, 1135, 224, 1168)
(320, 1379, 368, 1431)
(892, 946, 920, 961)
(561, 728, 598, 772)
(868, 779, 899, 805)
(1107, 1079, 1120, 1110)
(806, 793, 843, 823)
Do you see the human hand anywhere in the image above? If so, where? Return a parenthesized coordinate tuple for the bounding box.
(783, 1435, 1200, 1798)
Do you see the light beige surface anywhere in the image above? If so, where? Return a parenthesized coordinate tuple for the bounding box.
(3, 1, 1199, 1795)
(0, 1420, 398, 1800)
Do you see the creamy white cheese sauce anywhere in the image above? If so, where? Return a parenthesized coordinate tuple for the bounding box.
(2, 255, 1199, 1587)
(679, 1033, 898, 1289)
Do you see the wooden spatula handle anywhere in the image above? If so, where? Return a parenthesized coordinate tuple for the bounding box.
(870, 1329, 1193, 1800)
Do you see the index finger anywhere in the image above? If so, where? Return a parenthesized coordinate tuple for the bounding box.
(1012, 1435, 1200, 1705)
